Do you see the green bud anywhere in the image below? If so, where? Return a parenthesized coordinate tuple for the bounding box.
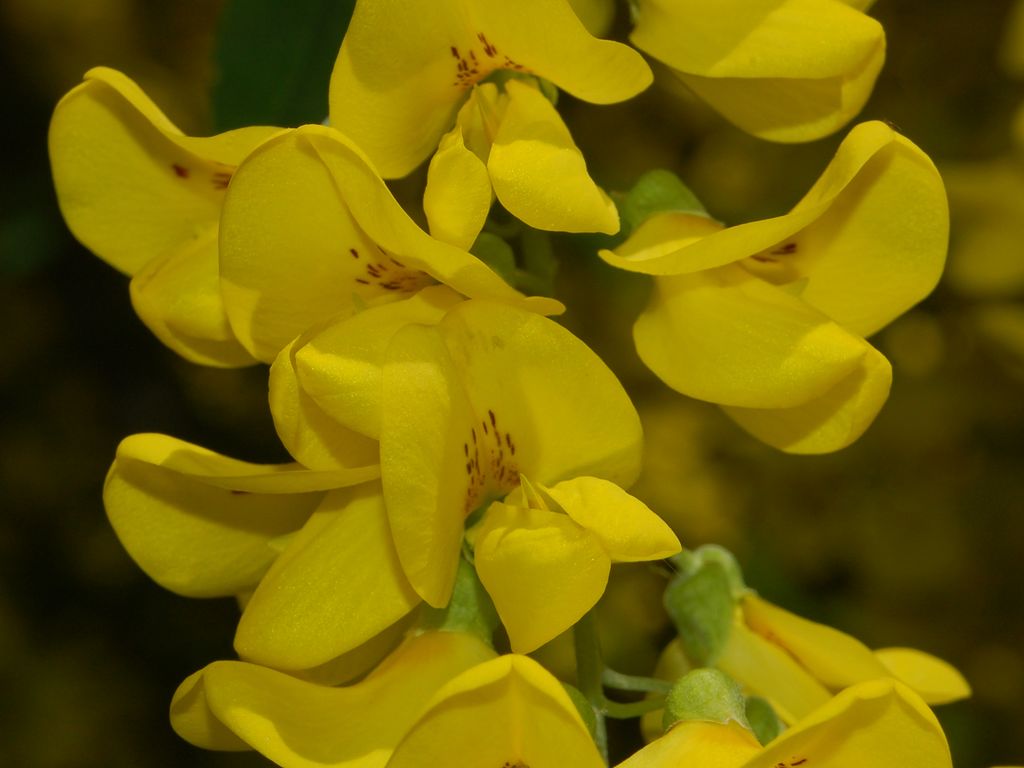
(618, 169, 708, 236)
(664, 560, 735, 666)
(418, 557, 499, 645)
(693, 544, 748, 599)
(662, 668, 749, 732)
(745, 696, 785, 746)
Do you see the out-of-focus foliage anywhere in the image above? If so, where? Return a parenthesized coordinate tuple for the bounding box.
(2, 0, 1023, 767)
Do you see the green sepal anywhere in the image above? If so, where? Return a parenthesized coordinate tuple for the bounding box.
(562, 682, 600, 741)
(618, 169, 708, 237)
(470, 232, 518, 287)
(664, 559, 735, 666)
(662, 668, 750, 732)
(417, 557, 499, 646)
(745, 696, 785, 746)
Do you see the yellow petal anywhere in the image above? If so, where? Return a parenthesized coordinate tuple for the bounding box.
(617, 720, 760, 768)
(388, 655, 605, 768)
(602, 123, 944, 332)
(424, 124, 493, 249)
(269, 333, 382, 471)
(295, 287, 465, 441)
(103, 434, 341, 597)
(305, 127, 561, 315)
(129, 230, 256, 367)
(475, 502, 610, 653)
(631, 0, 884, 142)
(171, 631, 495, 764)
(749, 680, 952, 768)
(742, 595, 890, 689)
(722, 341, 892, 454)
(544, 476, 680, 562)
(234, 485, 421, 670)
(49, 67, 277, 276)
(875, 648, 971, 705)
(296, 613, 415, 687)
(635, 265, 870, 409)
(488, 79, 619, 234)
(381, 300, 643, 606)
(329, 0, 650, 178)
(717, 621, 832, 725)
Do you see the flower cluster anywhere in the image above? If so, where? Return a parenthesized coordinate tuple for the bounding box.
(49, 0, 983, 765)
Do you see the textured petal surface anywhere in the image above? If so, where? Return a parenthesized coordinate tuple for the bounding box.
(387, 655, 605, 768)
(329, 0, 649, 177)
(635, 265, 870, 409)
(172, 631, 495, 766)
(488, 79, 619, 234)
(631, 0, 883, 141)
(475, 502, 610, 653)
(748, 680, 952, 768)
(103, 434, 342, 597)
(235, 486, 421, 670)
(875, 648, 972, 705)
(381, 300, 643, 606)
(545, 476, 680, 562)
(49, 67, 277, 275)
(722, 342, 891, 454)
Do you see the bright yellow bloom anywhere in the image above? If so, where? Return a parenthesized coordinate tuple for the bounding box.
(629, 0, 885, 142)
(621, 679, 953, 768)
(653, 593, 969, 727)
(386, 654, 605, 768)
(218, 124, 561, 364)
(423, 77, 619, 247)
(49, 67, 280, 366)
(171, 630, 496, 766)
(329, 0, 651, 179)
(103, 433, 377, 599)
(270, 292, 644, 608)
(473, 476, 680, 652)
(601, 121, 948, 453)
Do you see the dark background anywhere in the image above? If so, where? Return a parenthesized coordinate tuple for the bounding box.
(1, 1, 1022, 765)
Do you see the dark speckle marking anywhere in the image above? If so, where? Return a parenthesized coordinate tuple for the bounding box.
(172, 163, 189, 178)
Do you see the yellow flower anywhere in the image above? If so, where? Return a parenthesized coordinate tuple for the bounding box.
(329, 0, 651, 179)
(217, 124, 561, 364)
(601, 121, 948, 453)
(49, 67, 280, 366)
(653, 593, 970, 727)
(422, 77, 619, 247)
(629, 0, 885, 142)
(270, 292, 644, 608)
(473, 476, 680, 652)
(621, 679, 953, 768)
(386, 654, 605, 768)
(171, 630, 496, 766)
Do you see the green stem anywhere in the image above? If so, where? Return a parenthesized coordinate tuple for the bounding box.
(603, 695, 667, 720)
(574, 611, 609, 764)
(602, 668, 673, 695)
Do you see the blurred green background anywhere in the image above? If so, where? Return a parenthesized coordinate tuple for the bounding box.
(1, 0, 1022, 766)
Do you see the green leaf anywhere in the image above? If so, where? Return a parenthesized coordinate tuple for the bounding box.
(211, 0, 356, 131)
(664, 560, 735, 666)
(618, 169, 708, 236)
(745, 696, 785, 745)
